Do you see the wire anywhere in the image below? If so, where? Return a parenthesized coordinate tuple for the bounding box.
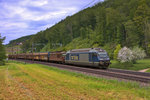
(81, 0, 97, 10)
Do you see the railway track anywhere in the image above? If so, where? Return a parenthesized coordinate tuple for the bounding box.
(11, 59, 150, 84)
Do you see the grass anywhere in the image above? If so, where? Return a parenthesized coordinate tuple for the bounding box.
(0, 61, 150, 100)
(110, 59, 150, 71)
(146, 69, 150, 72)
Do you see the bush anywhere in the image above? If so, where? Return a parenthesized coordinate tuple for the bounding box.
(102, 43, 116, 59)
(117, 46, 146, 63)
(117, 47, 134, 63)
(113, 44, 121, 60)
(132, 46, 146, 63)
(0, 60, 5, 66)
(148, 44, 150, 56)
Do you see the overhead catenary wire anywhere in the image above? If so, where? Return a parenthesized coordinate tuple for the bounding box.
(45, 0, 103, 30)
(81, 0, 101, 10)
(55, 0, 99, 16)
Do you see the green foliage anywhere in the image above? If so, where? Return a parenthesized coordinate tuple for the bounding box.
(146, 69, 150, 72)
(113, 44, 121, 60)
(102, 43, 116, 59)
(148, 44, 150, 55)
(7, 0, 150, 57)
(145, 22, 150, 56)
(133, 0, 150, 47)
(0, 34, 6, 65)
(117, 46, 146, 64)
(131, 46, 146, 63)
(7, 35, 33, 47)
(110, 59, 150, 71)
(124, 20, 139, 47)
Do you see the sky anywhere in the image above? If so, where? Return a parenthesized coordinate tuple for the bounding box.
(0, 0, 103, 44)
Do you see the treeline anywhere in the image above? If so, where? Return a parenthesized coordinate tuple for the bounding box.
(0, 34, 6, 65)
(7, 35, 33, 47)
(17, 0, 150, 57)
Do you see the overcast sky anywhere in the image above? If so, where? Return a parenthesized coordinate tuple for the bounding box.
(0, 0, 103, 44)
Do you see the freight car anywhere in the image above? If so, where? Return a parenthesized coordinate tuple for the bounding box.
(8, 48, 110, 69)
(65, 48, 110, 69)
(9, 51, 65, 62)
(49, 51, 65, 63)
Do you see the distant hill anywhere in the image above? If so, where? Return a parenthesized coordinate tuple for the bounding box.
(6, 35, 33, 54)
(6, 35, 33, 47)
(9, 0, 150, 57)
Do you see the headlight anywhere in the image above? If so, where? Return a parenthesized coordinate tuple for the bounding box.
(99, 61, 104, 64)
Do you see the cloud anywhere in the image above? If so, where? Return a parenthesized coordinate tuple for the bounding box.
(20, 0, 49, 7)
(0, 21, 28, 29)
(19, 7, 78, 21)
(0, 0, 103, 44)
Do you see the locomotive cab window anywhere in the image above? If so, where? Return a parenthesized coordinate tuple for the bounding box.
(98, 52, 108, 58)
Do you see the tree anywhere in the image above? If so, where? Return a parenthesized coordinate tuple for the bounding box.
(8, 0, 150, 57)
(95, 7, 106, 45)
(124, 20, 139, 47)
(133, 0, 150, 47)
(118, 47, 134, 63)
(113, 44, 121, 60)
(148, 44, 150, 56)
(80, 27, 86, 39)
(144, 22, 150, 55)
(132, 46, 146, 63)
(0, 34, 6, 65)
(118, 46, 146, 63)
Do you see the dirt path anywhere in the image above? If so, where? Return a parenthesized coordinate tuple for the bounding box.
(139, 68, 150, 72)
(4, 66, 35, 100)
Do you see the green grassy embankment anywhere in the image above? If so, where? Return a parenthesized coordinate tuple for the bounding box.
(110, 59, 150, 71)
(0, 61, 150, 100)
(146, 69, 150, 72)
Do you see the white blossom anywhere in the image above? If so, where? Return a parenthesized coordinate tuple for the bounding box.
(117, 46, 146, 63)
(132, 46, 146, 60)
(117, 47, 134, 63)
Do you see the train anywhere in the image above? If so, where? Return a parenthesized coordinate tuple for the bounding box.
(8, 48, 111, 69)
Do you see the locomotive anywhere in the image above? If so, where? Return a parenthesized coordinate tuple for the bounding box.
(8, 48, 110, 69)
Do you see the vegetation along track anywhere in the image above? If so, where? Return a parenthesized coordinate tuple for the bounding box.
(12, 59, 150, 84)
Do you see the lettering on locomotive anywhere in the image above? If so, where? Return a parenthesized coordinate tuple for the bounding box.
(71, 55, 79, 61)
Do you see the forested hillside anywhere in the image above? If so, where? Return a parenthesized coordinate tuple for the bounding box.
(11, 0, 150, 57)
(7, 35, 33, 47)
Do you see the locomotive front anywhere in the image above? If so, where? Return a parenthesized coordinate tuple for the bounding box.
(98, 50, 111, 68)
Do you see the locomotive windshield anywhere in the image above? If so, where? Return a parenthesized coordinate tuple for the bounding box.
(99, 54, 108, 58)
(98, 52, 109, 58)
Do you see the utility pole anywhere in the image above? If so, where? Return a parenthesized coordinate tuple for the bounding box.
(31, 43, 45, 63)
(17, 44, 19, 60)
(17, 45, 18, 54)
(25, 51, 26, 64)
(12, 47, 13, 55)
(32, 43, 34, 63)
(22, 48, 26, 64)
